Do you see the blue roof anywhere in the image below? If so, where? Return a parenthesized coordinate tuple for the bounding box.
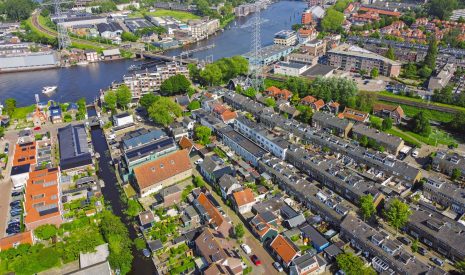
(49, 105, 61, 116)
(10, 164, 30, 176)
(67, 103, 78, 111)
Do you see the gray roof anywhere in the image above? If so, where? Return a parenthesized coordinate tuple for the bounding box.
(312, 112, 352, 131)
(0, 52, 58, 69)
(218, 174, 240, 190)
(162, 184, 181, 197)
(292, 253, 327, 271)
(222, 128, 267, 158)
(67, 261, 111, 275)
(302, 64, 336, 77)
(58, 124, 92, 170)
(79, 243, 109, 268)
(324, 244, 343, 258)
(148, 239, 163, 252)
(122, 128, 167, 149)
(299, 223, 329, 248)
(328, 44, 402, 66)
(352, 123, 403, 151)
(275, 61, 306, 69)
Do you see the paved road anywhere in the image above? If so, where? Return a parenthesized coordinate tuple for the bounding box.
(192, 168, 279, 275)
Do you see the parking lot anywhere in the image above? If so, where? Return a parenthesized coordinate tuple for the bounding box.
(334, 71, 388, 91)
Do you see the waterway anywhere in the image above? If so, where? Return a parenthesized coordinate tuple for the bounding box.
(89, 111, 157, 274)
(0, 0, 306, 106)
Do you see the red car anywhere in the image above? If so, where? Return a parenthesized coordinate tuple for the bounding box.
(33, 126, 41, 131)
(251, 255, 261, 266)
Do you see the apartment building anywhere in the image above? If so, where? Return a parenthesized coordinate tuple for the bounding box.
(274, 30, 297, 46)
(328, 44, 401, 77)
(234, 115, 290, 160)
(24, 168, 63, 230)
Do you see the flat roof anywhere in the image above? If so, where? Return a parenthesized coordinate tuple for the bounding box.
(329, 44, 401, 66)
(302, 64, 336, 77)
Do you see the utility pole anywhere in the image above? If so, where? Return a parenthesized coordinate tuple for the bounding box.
(249, 3, 264, 91)
(54, 0, 71, 49)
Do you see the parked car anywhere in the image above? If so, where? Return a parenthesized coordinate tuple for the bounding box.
(194, 158, 204, 165)
(251, 255, 261, 266)
(10, 200, 21, 207)
(240, 244, 252, 254)
(33, 126, 41, 131)
(4, 142, 9, 153)
(8, 218, 20, 224)
(6, 227, 19, 235)
(397, 236, 412, 245)
(273, 262, 283, 272)
(418, 247, 428, 256)
(142, 249, 151, 258)
(11, 191, 22, 197)
(10, 210, 21, 216)
(431, 257, 444, 267)
(411, 149, 419, 157)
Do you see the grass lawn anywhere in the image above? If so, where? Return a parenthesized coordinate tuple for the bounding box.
(379, 91, 465, 112)
(369, 115, 383, 129)
(11, 105, 35, 120)
(407, 128, 457, 147)
(264, 78, 286, 89)
(378, 100, 455, 123)
(123, 184, 137, 198)
(129, 9, 199, 22)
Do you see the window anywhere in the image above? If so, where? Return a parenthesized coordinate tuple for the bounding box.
(33, 194, 44, 200)
(33, 202, 45, 208)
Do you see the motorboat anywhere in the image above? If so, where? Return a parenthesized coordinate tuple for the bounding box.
(42, 86, 57, 95)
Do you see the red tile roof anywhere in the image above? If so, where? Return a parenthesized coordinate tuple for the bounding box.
(220, 110, 238, 122)
(24, 168, 61, 228)
(359, 7, 401, 17)
(232, 188, 255, 207)
(0, 231, 33, 251)
(341, 107, 369, 122)
(270, 235, 299, 265)
(301, 96, 317, 104)
(313, 99, 325, 110)
(198, 192, 226, 228)
(134, 150, 192, 190)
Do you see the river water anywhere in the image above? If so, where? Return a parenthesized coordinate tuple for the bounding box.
(0, 0, 306, 106)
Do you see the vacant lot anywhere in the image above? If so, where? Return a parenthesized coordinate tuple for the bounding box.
(129, 9, 200, 22)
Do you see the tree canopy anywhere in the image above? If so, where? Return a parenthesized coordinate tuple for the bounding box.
(385, 46, 396, 60)
(409, 111, 431, 137)
(197, 56, 248, 86)
(234, 224, 245, 239)
(34, 224, 58, 240)
(384, 198, 411, 233)
(428, 0, 458, 20)
(147, 96, 182, 126)
(4, 98, 16, 117)
(187, 100, 201, 111)
(115, 85, 132, 109)
(104, 91, 117, 112)
(336, 252, 376, 275)
(139, 93, 158, 110)
(309, 77, 358, 107)
(320, 8, 344, 33)
(160, 74, 191, 95)
(194, 125, 212, 145)
(0, 0, 36, 21)
(359, 194, 376, 221)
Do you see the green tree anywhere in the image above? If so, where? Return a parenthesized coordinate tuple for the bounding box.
(370, 68, 379, 78)
(115, 85, 132, 109)
(359, 135, 369, 147)
(195, 125, 212, 145)
(139, 93, 158, 110)
(38, 247, 60, 269)
(34, 224, 58, 240)
(336, 252, 376, 275)
(384, 198, 411, 234)
(264, 97, 276, 107)
(296, 105, 313, 123)
(193, 176, 206, 188)
(356, 91, 377, 112)
(234, 224, 245, 239)
(4, 98, 16, 117)
(418, 66, 433, 78)
(309, 77, 358, 106)
(121, 31, 138, 42)
(359, 69, 367, 77)
(2, 0, 36, 21)
(448, 111, 465, 132)
(187, 100, 201, 111)
(451, 168, 462, 181)
(320, 8, 344, 32)
(200, 63, 223, 86)
(292, 23, 303, 31)
(428, 0, 457, 20)
(385, 46, 396, 60)
(104, 91, 117, 112)
(409, 111, 431, 137)
(359, 194, 376, 221)
(411, 239, 419, 253)
(381, 117, 393, 131)
(126, 199, 142, 217)
(424, 38, 438, 70)
(160, 74, 191, 95)
(0, 127, 4, 138)
(242, 87, 257, 98)
(403, 63, 418, 78)
(134, 238, 146, 250)
(456, 260, 465, 274)
(148, 97, 182, 126)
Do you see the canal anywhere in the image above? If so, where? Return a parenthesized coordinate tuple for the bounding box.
(88, 107, 157, 275)
(0, 0, 306, 106)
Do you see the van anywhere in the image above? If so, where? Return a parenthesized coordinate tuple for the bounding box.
(240, 244, 252, 254)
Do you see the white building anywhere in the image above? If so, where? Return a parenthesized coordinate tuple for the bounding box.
(274, 30, 297, 46)
(113, 113, 134, 127)
(274, 61, 308, 76)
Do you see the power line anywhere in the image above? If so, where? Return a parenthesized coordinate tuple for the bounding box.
(54, 0, 71, 49)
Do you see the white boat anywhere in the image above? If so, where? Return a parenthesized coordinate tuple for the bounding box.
(76, 61, 89, 66)
(42, 86, 57, 95)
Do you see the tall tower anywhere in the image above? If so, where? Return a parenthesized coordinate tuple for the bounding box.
(54, 0, 71, 49)
(249, 3, 263, 91)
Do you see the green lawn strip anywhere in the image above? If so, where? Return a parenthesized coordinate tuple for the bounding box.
(407, 128, 457, 146)
(369, 115, 383, 129)
(377, 100, 454, 123)
(129, 9, 199, 21)
(264, 78, 286, 89)
(379, 91, 465, 112)
(386, 128, 422, 148)
(11, 105, 35, 120)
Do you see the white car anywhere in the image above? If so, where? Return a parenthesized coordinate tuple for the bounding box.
(273, 262, 283, 272)
(411, 149, 419, 157)
(194, 158, 204, 165)
(108, 133, 116, 140)
(240, 244, 252, 254)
